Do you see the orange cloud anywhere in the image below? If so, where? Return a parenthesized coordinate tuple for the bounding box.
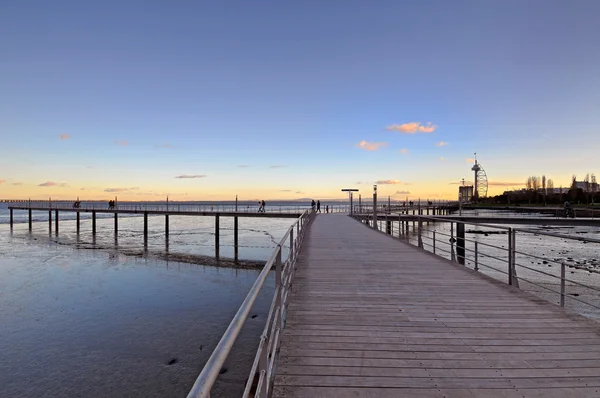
(466, 158, 475, 163)
(0, 179, 5, 184)
(39, 181, 58, 187)
(114, 140, 128, 146)
(395, 190, 411, 195)
(436, 141, 448, 147)
(376, 179, 402, 185)
(356, 140, 388, 151)
(386, 122, 437, 134)
(399, 148, 409, 154)
(59, 134, 71, 140)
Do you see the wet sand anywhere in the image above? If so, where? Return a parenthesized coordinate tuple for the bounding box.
(0, 222, 277, 397)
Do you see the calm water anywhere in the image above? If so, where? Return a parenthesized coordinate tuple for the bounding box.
(0, 202, 302, 397)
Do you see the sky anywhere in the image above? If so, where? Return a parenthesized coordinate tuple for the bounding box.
(1, 0, 600, 201)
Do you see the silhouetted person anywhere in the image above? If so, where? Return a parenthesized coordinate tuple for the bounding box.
(317, 200, 321, 213)
(311, 199, 316, 211)
(262, 200, 266, 212)
(326, 205, 329, 213)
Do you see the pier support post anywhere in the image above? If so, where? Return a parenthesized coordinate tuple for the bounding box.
(55, 210, 59, 234)
(456, 222, 465, 265)
(215, 214, 220, 258)
(165, 215, 169, 237)
(92, 211, 96, 236)
(9, 208, 13, 229)
(144, 212, 148, 247)
(114, 212, 118, 237)
(234, 216, 238, 262)
(28, 209, 32, 231)
(76, 212, 80, 234)
(49, 210, 52, 233)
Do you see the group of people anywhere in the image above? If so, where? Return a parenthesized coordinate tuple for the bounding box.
(108, 200, 116, 209)
(72, 200, 81, 208)
(257, 200, 266, 213)
(311, 199, 326, 213)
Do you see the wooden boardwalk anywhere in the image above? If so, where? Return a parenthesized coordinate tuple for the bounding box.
(273, 214, 600, 398)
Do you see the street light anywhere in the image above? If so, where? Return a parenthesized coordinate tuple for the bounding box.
(341, 188, 359, 215)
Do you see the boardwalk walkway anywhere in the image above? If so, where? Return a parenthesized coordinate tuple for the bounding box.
(273, 214, 600, 397)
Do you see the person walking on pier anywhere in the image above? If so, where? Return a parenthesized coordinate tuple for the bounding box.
(311, 199, 316, 211)
(317, 200, 321, 213)
(261, 200, 266, 213)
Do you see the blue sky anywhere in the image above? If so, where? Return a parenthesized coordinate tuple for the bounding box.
(1, 0, 600, 200)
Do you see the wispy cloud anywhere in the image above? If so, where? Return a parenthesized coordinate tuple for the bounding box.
(376, 179, 402, 185)
(488, 181, 524, 187)
(395, 190, 411, 195)
(399, 148, 409, 154)
(86, 166, 94, 169)
(59, 134, 71, 140)
(466, 157, 475, 163)
(104, 188, 131, 193)
(269, 165, 288, 169)
(11, 182, 22, 186)
(59, 183, 69, 187)
(436, 141, 449, 147)
(386, 122, 437, 134)
(355, 140, 388, 151)
(440, 157, 446, 161)
(175, 174, 207, 179)
(449, 181, 472, 185)
(238, 165, 250, 168)
(154, 143, 173, 149)
(295, 191, 304, 194)
(114, 140, 128, 147)
(279, 189, 292, 192)
(39, 181, 57, 187)
(0, 179, 5, 184)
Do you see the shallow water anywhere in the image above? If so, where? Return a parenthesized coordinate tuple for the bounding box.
(0, 208, 292, 397)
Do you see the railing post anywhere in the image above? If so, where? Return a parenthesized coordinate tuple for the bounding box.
(450, 222, 456, 262)
(433, 231, 436, 254)
(508, 227, 513, 286)
(474, 241, 479, 271)
(289, 229, 294, 263)
(560, 261, 566, 307)
(511, 229, 519, 288)
(456, 222, 465, 265)
(275, 248, 282, 310)
(417, 217, 423, 248)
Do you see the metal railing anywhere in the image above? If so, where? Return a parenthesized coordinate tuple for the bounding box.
(186, 209, 315, 398)
(7, 200, 348, 214)
(353, 214, 600, 317)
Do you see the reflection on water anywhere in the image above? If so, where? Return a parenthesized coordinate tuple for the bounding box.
(0, 214, 286, 397)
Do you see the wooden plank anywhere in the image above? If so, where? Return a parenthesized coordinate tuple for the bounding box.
(272, 386, 598, 398)
(272, 214, 600, 397)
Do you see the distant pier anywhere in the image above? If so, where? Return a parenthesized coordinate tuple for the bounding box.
(8, 203, 306, 260)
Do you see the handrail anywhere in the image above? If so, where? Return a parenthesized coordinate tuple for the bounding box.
(186, 209, 315, 398)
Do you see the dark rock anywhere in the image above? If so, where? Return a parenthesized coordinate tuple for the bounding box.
(167, 358, 178, 366)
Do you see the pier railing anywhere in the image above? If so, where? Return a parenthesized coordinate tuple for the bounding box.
(354, 214, 600, 318)
(186, 209, 315, 398)
(6, 200, 348, 214)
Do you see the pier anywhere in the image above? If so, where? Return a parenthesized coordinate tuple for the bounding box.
(189, 212, 600, 398)
(8, 203, 304, 261)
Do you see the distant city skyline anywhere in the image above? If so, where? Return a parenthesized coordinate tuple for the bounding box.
(2, 1, 599, 200)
